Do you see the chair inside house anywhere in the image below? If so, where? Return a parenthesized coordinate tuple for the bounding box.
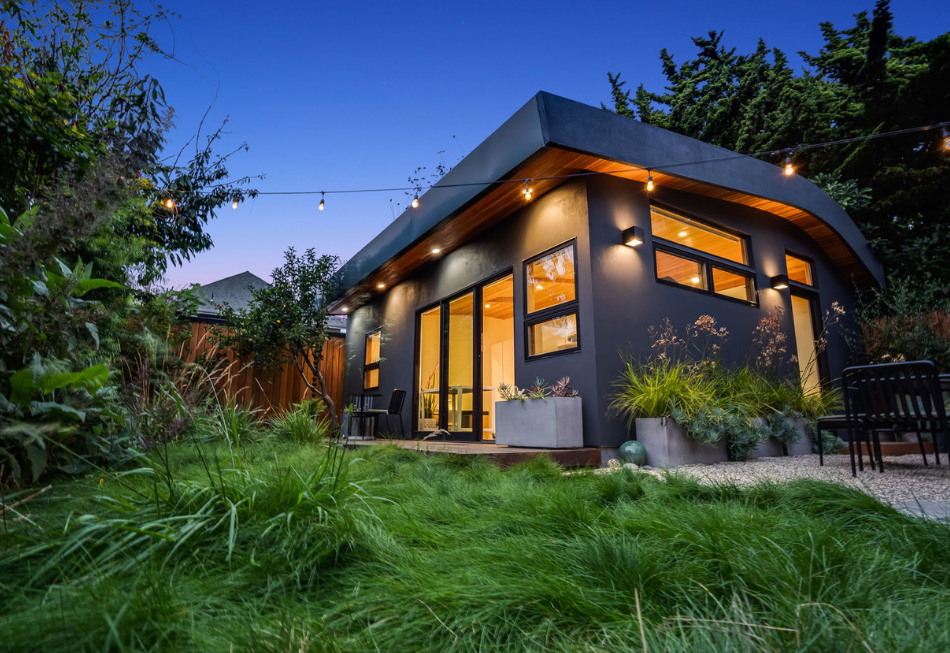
(350, 389, 407, 438)
(839, 360, 948, 476)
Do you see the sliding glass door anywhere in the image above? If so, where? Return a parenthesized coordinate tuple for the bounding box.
(415, 273, 514, 440)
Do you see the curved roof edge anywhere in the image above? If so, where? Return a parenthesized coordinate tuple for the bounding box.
(332, 92, 884, 303)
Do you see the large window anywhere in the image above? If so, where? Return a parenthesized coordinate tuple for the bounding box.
(651, 206, 748, 265)
(524, 242, 580, 358)
(363, 330, 381, 390)
(785, 252, 815, 286)
(651, 206, 757, 305)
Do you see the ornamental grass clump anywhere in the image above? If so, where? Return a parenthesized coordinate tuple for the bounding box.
(611, 310, 844, 459)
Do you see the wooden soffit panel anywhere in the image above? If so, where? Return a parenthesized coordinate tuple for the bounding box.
(332, 147, 870, 311)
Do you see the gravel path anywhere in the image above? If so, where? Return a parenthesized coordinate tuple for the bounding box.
(607, 453, 950, 505)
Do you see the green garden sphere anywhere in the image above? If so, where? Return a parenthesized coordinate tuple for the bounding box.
(619, 440, 647, 466)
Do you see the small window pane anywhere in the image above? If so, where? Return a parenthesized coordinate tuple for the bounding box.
(786, 253, 813, 286)
(713, 267, 756, 302)
(527, 314, 578, 356)
(656, 250, 707, 290)
(363, 368, 379, 390)
(365, 331, 381, 365)
(651, 207, 747, 264)
(526, 245, 576, 313)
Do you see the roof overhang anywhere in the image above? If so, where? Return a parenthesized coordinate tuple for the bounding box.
(328, 92, 884, 313)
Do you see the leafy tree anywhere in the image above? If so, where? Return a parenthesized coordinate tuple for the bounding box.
(217, 249, 343, 430)
(0, 0, 261, 286)
(604, 0, 950, 287)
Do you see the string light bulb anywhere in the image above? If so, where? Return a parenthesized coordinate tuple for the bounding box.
(164, 198, 176, 210)
(523, 180, 533, 200)
(646, 171, 654, 192)
(784, 156, 794, 176)
(412, 195, 419, 208)
(319, 192, 325, 211)
(231, 199, 239, 209)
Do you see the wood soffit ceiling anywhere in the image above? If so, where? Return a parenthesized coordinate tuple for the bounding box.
(333, 146, 872, 310)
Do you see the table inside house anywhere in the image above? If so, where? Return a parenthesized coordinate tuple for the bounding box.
(421, 386, 494, 432)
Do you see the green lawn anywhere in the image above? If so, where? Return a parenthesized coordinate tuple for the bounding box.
(2, 437, 948, 652)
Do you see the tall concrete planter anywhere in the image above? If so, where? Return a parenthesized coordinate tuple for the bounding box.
(495, 398, 583, 448)
(786, 418, 813, 456)
(751, 417, 814, 458)
(750, 417, 783, 459)
(634, 417, 727, 467)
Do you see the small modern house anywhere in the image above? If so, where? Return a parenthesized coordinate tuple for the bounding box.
(328, 92, 884, 449)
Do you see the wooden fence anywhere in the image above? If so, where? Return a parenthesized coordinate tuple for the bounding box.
(181, 321, 346, 417)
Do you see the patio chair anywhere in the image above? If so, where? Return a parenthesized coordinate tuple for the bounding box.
(350, 389, 407, 438)
(842, 360, 948, 476)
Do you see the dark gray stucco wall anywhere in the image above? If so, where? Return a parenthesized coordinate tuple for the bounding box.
(585, 174, 860, 445)
(343, 179, 619, 445)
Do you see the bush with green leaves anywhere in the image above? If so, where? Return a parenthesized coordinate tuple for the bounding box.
(268, 399, 331, 444)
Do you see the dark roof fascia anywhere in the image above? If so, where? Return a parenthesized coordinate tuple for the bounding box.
(332, 91, 884, 300)
(535, 92, 884, 286)
(332, 96, 546, 296)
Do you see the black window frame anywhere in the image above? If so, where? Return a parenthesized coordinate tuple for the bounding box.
(523, 239, 581, 360)
(784, 249, 819, 290)
(653, 244, 759, 307)
(362, 328, 382, 391)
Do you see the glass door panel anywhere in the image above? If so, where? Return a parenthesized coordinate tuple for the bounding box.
(481, 275, 515, 440)
(791, 294, 821, 394)
(418, 306, 441, 432)
(447, 293, 475, 432)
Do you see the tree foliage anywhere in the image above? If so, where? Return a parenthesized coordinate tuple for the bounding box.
(605, 0, 950, 286)
(217, 249, 343, 430)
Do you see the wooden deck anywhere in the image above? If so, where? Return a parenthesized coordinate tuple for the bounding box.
(345, 438, 602, 468)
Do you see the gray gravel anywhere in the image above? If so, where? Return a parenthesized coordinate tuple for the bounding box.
(604, 453, 950, 505)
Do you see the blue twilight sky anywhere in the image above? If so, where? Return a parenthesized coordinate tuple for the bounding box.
(149, 0, 948, 288)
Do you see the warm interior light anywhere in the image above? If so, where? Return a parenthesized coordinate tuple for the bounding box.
(523, 181, 532, 200)
(646, 172, 655, 192)
(319, 192, 325, 211)
(431, 247, 441, 254)
(691, 276, 700, 284)
(164, 198, 176, 210)
(376, 283, 385, 289)
(412, 195, 419, 208)
(484, 304, 491, 309)
(678, 230, 688, 238)
(784, 157, 794, 176)
(536, 284, 543, 290)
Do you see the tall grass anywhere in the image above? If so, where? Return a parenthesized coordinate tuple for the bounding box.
(268, 398, 332, 444)
(2, 442, 949, 651)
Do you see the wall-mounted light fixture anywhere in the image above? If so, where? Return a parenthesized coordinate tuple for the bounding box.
(770, 274, 790, 290)
(622, 226, 645, 247)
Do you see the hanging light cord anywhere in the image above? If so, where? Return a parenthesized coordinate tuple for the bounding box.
(166, 120, 950, 199)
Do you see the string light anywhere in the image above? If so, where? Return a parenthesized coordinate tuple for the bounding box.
(646, 171, 654, 192)
(164, 198, 176, 210)
(319, 192, 325, 211)
(231, 199, 239, 209)
(523, 180, 532, 200)
(784, 156, 794, 176)
(412, 195, 420, 208)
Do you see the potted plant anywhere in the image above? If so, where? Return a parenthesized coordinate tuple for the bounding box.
(495, 377, 583, 448)
(419, 363, 440, 431)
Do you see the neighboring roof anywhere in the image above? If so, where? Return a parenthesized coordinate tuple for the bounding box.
(192, 271, 347, 333)
(329, 91, 884, 311)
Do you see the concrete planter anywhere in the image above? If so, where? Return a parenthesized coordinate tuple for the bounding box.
(634, 417, 727, 467)
(495, 398, 583, 448)
(751, 417, 814, 458)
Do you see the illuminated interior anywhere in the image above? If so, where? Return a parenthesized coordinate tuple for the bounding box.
(481, 275, 515, 440)
(528, 314, 578, 357)
(363, 330, 381, 389)
(656, 249, 707, 289)
(712, 266, 756, 302)
(527, 244, 575, 313)
(447, 293, 475, 432)
(651, 206, 748, 264)
(417, 306, 441, 431)
(786, 253, 814, 286)
(791, 294, 821, 394)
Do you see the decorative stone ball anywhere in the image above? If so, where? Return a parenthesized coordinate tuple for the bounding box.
(619, 440, 647, 466)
